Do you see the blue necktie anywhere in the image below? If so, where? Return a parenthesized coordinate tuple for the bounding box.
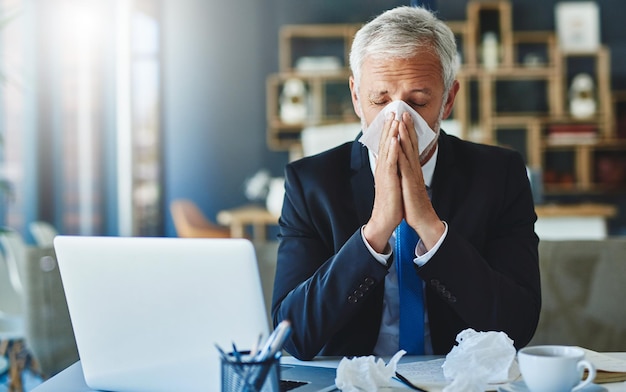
(395, 219, 425, 354)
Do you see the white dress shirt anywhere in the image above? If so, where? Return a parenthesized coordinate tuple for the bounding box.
(359, 147, 448, 356)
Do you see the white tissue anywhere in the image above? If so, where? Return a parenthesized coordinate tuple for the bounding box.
(441, 329, 518, 392)
(335, 350, 406, 392)
(358, 100, 438, 162)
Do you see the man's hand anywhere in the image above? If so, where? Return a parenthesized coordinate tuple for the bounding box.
(363, 112, 404, 253)
(397, 112, 445, 250)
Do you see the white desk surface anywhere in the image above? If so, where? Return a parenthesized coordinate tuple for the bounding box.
(32, 353, 626, 392)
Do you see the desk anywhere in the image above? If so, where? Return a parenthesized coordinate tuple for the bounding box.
(217, 205, 278, 242)
(535, 203, 618, 240)
(217, 203, 620, 242)
(31, 353, 626, 391)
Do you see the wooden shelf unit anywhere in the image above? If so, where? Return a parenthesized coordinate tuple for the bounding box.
(465, 0, 514, 68)
(267, 24, 361, 152)
(278, 24, 360, 73)
(266, 1, 626, 193)
(447, 0, 625, 193)
(266, 70, 357, 150)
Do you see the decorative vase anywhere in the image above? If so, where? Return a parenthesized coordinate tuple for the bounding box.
(569, 73, 596, 119)
(279, 78, 308, 124)
(266, 178, 285, 217)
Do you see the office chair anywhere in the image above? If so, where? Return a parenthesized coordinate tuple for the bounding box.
(170, 199, 231, 238)
(1, 229, 79, 381)
(0, 229, 29, 391)
(20, 247, 79, 378)
(0, 228, 28, 296)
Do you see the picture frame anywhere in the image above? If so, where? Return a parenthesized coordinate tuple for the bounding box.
(555, 2, 600, 52)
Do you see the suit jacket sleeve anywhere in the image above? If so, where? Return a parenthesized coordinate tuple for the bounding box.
(270, 146, 388, 360)
(423, 140, 541, 353)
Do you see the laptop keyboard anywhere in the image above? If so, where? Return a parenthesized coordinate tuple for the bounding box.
(280, 379, 308, 391)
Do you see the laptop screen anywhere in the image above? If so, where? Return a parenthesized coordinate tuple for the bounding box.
(55, 236, 270, 392)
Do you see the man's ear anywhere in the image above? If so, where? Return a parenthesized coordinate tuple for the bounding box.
(349, 76, 362, 119)
(442, 80, 460, 120)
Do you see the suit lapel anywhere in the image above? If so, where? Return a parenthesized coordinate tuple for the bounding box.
(350, 137, 375, 225)
(430, 132, 466, 222)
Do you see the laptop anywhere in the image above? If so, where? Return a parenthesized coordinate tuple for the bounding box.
(54, 236, 337, 392)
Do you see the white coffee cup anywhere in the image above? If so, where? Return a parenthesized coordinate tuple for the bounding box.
(518, 345, 596, 392)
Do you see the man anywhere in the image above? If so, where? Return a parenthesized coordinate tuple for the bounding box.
(271, 6, 540, 360)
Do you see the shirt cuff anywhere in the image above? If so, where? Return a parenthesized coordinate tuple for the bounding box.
(360, 225, 392, 267)
(414, 221, 448, 267)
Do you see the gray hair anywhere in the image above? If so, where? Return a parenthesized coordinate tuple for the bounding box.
(350, 6, 459, 96)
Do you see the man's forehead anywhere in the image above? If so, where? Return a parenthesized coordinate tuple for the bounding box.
(360, 65, 442, 94)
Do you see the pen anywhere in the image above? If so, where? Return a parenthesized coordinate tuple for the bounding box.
(265, 322, 291, 359)
(250, 333, 263, 358)
(216, 343, 248, 381)
(254, 320, 291, 361)
(232, 342, 243, 363)
(214, 343, 231, 362)
(395, 371, 427, 392)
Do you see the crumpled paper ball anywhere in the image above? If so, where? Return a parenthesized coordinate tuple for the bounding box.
(442, 328, 518, 392)
(335, 350, 406, 392)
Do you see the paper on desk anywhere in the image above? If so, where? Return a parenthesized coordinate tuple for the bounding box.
(396, 358, 519, 392)
(579, 347, 626, 372)
(396, 358, 449, 391)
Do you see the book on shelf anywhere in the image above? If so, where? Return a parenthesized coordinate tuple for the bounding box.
(546, 124, 597, 145)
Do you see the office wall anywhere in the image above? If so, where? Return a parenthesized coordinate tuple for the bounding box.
(160, 0, 406, 237)
(161, 0, 626, 237)
(162, 0, 270, 237)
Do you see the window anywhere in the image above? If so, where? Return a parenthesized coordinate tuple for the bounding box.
(0, 0, 163, 236)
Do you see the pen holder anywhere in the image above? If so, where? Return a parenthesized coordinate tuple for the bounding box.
(221, 351, 281, 392)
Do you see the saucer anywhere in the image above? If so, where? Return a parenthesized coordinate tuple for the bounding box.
(497, 380, 607, 392)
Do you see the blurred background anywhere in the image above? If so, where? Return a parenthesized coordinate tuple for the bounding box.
(0, 0, 626, 389)
(0, 0, 624, 241)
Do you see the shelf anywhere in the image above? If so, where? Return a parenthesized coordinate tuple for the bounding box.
(465, 0, 514, 68)
(278, 24, 361, 73)
(447, 0, 625, 195)
(458, 66, 558, 79)
(544, 184, 626, 195)
(535, 203, 618, 218)
(267, 48, 356, 151)
(267, 1, 626, 196)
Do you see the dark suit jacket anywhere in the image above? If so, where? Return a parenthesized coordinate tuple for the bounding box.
(271, 131, 541, 360)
